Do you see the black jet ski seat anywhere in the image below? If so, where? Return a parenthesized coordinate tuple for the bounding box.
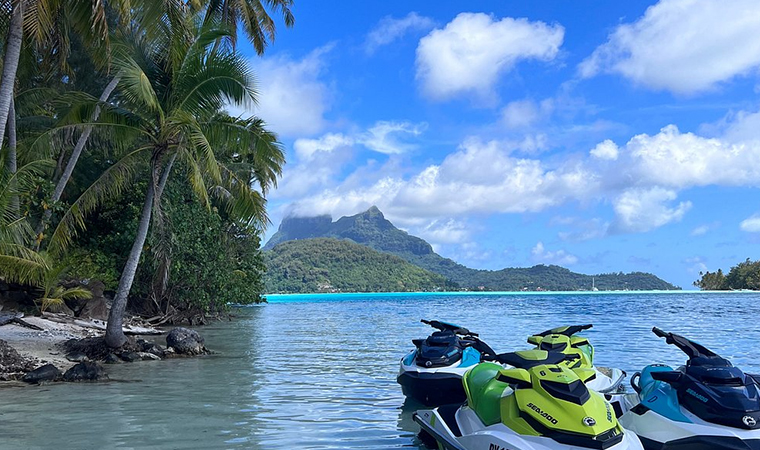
(414, 330, 464, 368)
(486, 350, 580, 370)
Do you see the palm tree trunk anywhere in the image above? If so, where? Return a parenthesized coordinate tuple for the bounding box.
(37, 75, 121, 237)
(7, 98, 18, 217)
(105, 154, 177, 348)
(0, 0, 24, 148)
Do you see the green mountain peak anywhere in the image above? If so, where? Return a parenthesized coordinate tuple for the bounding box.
(263, 207, 679, 292)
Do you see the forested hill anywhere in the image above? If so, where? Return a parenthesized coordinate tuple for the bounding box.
(263, 238, 452, 293)
(263, 207, 679, 292)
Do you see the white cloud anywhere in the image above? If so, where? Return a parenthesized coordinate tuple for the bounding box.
(611, 187, 691, 233)
(280, 108, 760, 237)
(531, 242, 578, 265)
(556, 217, 609, 242)
(287, 138, 597, 222)
(579, 0, 760, 95)
(272, 120, 425, 199)
(690, 225, 710, 236)
(684, 256, 709, 275)
(740, 215, 760, 232)
(234, 46, 333, 137)
(501, 98, 555, 129)
(590, 139, 619, 160)
(293, 133, 353, 161)
(273, 134, 354, 199)
(621, 125, 760, 189)
(418, 219, 471, 245)
(359, 121, 427, 154)
(689, 222, 720, 236)
(287, 176, 405, 220)
(416, 13, 564, 101)
(720, 108, 760, 143)
(365, 12, 435, 55)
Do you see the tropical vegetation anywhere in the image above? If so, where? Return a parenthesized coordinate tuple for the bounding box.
(265, 238, 453, 293)
(694, 259, 760, 290)
(0, 1, 293, 348)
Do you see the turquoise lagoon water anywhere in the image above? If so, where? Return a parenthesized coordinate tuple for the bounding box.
(1, 291, 759, 449)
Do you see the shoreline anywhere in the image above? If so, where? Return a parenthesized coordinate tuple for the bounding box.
(0, 314, 105, 373)
(262, 289, 751, 301)
(0, 313, 167, 383)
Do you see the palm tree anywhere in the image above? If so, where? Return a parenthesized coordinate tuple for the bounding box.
(201, 0, 295, 54)
(33, 256, 93, 313)
(0, 157, 52, 286)
(0, 0, 113, 153)
(39, 18, 284, 348)
(34, 0, 295, 237)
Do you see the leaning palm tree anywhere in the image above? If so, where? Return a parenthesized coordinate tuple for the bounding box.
(42, 18, 284, 348)
(34, 0, 295, 238)
(32, 0, 190, 237)
(0, 0, 116, 154)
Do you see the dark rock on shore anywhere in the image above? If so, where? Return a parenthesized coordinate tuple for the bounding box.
(66, 352, 88, 362)
(104, 353, 121, 364)
(22, 363, 61, 383)
(0, 339, 37, 381)
(166, 327, 208, 355)
(137, 339, 166, 358)
(79, 298, 109, 321)
(63, 361, 107, 382)
(120, 352, 141, 362)
(63, 336, 141, 361)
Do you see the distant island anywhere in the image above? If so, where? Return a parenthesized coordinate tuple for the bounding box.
(263, 207, 680, 293)
(693, 258, 760, 290)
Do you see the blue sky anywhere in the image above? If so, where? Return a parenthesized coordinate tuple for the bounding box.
(232, 0, 760, 289)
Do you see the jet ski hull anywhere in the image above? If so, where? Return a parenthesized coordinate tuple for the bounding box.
(620, 407, 760, 450)
(397, 370, 467, 406)
(399, 347, 480, 406)
(415, 406, 645, 450)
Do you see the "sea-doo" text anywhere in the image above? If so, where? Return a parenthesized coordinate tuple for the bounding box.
(527, 402, 559, 425)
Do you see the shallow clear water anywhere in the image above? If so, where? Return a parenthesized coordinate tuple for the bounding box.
(1, 292, 759, 449)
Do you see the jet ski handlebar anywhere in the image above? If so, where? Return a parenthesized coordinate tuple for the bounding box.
(534, 324, 593, 337)
(651, 327, 719, 360)
(421, 319, 478, 336)
(652, 327, 669, 339)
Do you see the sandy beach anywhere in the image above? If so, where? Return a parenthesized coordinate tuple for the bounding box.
(0, 314, 104, 372)
(0, 313, 165, 381)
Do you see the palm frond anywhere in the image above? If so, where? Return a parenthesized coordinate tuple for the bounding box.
(215, 162, 269, 226)
(179, 148, 211, 209)
(58, 285, 93, 300)
(47, 146, 151, 255)
(174, 45, 257, 115)
(0, 244, 50, 285)
(203, 0, 295, 54)
(199, 115, 285, 192)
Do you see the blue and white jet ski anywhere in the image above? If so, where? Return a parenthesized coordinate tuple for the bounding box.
(398, 319, 496, 406)
(617, 327, 760, 450)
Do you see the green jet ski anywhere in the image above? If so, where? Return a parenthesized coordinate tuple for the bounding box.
(527, 325, 626, 394)
(414, 349, 644, 450)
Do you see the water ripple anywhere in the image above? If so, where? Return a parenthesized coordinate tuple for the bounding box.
(1, 292, 759, 449)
